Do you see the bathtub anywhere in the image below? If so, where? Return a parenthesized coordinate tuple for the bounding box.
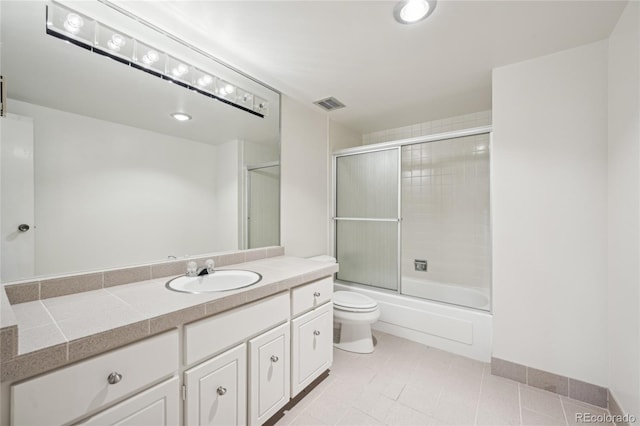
(334, 280, 492, 361)
(400, 277, 491, 311)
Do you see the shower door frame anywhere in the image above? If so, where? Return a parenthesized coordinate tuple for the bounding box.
(332, 125, 493, 302)
(333, 146, 403, 292)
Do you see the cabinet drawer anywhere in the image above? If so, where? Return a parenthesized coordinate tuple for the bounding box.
(12, 330, 178, 426)
(184, 343, 246, 426)
(291, 277, 332, 317)
(78, 376, 179, 425)
(185, 292, 289, 366)
(248, 323, 290, 425)
(291, 302, 333, 397)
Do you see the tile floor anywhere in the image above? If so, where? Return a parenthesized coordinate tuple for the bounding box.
(275, 331, 612, 426)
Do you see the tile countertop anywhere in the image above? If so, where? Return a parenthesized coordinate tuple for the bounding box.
(0, 256, 338, 383)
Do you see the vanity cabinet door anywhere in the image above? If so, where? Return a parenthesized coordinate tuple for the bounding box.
(77, 377, 179, 425)
(248, 322, 290, 425)
(291, 302, 333, 397)
(184, 343, 247, 426)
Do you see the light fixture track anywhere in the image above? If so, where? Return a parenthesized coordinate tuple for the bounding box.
(45, 2, 269, 118)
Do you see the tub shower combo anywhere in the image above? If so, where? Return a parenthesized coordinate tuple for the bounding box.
(333, 127, 492, 360)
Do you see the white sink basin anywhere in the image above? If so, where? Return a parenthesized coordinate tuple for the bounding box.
(165, 270, 262, 293)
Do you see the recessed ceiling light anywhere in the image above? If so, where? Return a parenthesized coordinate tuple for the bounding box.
(171, 112, 192, 122)
(394, 0, 437, 24)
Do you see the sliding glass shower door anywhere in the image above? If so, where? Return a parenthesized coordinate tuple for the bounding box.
(333, 130, 492, 312)
(334, 149, 399, 291)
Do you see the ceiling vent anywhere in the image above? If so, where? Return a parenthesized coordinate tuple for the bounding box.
(313, 97, 345, 112)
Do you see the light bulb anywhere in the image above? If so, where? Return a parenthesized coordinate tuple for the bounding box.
(142, 50, 159, 65)
(107, 34, 126, 51)
(171, 63, 189, 77)
(64, 13, 84, 34)
(197, 75, 213, 87)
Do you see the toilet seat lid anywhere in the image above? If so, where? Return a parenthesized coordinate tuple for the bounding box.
(333, 291, 378, 310)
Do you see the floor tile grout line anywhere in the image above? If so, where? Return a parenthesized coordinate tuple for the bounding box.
(518, 383, 524, 426)
(473, 366, 486, 426)
(560, 396, 571, 426)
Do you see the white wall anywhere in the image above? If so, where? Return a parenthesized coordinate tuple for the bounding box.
(607, 0, 640, 417)
(329, 119, 360, 152)
(243, 140, 279, 166)
(280, 96, 330, 257)
(10, 100, 222, 276)
(214, 140, 241, 251)
(492, 41, 609, 385)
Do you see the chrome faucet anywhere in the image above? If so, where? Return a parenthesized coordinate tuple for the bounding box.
(186, 259, 215, 277)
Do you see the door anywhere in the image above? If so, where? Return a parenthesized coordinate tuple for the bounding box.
(246, 164, 280, 249)
(248, 322, 290, 425)
(78, 377, 180, 425)
(334, 148, 400, 290)
(184, 343, 247, 426)
(1, 113, 35, 281)
(291, 302, 333, 397)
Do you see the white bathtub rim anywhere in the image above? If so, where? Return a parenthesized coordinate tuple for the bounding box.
(400, 276, 491, 311)
(335, 279, 493, 314)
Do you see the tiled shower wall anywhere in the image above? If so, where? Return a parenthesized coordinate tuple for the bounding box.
(400, 135, 491, 292)
(361, 110, 492, 297)
(362, 110, 492, 145)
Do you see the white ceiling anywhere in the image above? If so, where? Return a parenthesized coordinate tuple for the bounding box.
(111, 1, 627, 135)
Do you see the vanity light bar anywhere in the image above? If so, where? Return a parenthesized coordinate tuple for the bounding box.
(45, 2, 269, 118)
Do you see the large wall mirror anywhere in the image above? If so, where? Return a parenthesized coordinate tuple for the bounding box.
(0, 0, 281, 282)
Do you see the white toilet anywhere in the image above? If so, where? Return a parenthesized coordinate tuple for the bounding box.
(308, 256, 380, 354)
(333, 290, 380, 353)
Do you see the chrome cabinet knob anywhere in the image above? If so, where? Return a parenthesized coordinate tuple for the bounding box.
(107, 372, 122, 385)
(18, 224, 30, 232)
(217, 386, 227, 396)
(313, 292, 321, 297)
(313, 330, 321, 336)
(270, 355, 279, 362)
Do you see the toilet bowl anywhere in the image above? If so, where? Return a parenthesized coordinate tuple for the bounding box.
(308, 255, 380, 354)
(333, 290, 380, 353)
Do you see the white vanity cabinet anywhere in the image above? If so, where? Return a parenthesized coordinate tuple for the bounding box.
(7, 274, 335, 426)
(290, 278, 333, 397)
(183, 292, 290, 426)
(248, 323, 290, 425)
(184, 344, 247, 426)
(11, 330, 179, 426)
